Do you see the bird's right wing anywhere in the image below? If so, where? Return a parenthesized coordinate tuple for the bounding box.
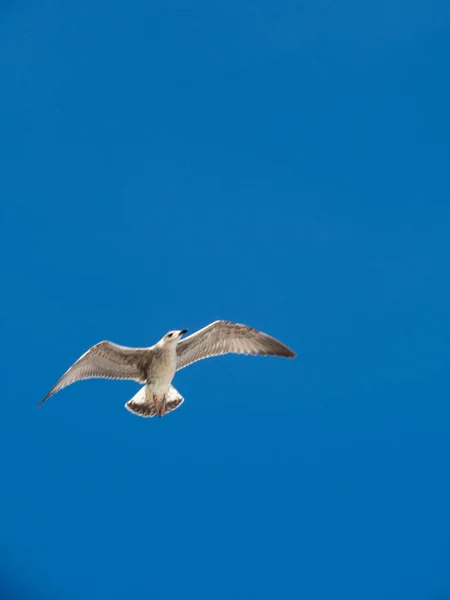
(39, 341, 147, 407)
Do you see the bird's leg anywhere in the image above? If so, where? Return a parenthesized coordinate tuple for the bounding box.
(156, 395, 166, 418)
(152, 394, 160, 417)
(145, 382, 158, 415)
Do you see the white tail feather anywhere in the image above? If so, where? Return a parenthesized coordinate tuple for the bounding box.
(125, 385, 184, 418)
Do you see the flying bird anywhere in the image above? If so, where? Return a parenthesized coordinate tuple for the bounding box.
(39, 320, 296, 418)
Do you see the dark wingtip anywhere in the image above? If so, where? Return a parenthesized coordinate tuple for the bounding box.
(282, 348, 296, 358)
(37, 395, 50, 408)
(264, 335, 296, 359)
(273, 340, 296, 358)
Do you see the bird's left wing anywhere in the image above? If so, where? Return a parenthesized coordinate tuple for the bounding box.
(176, 320, 295, 371)
(38, 341, 147, 407)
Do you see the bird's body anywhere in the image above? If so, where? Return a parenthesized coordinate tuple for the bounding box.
(39, 321, 296, 418)
(142, 340, 178, 415)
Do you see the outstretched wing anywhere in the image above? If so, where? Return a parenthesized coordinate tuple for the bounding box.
(39, 341, 147, 407)
(176, 320, 296, 371)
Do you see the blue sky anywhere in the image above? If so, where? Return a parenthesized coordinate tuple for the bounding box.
(1, 1, 450, 598)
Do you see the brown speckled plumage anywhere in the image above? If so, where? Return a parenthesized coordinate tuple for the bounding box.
(176, 320, 295, 370)
(39, 320, 296, 417)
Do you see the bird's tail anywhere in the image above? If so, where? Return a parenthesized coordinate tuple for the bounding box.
(125, 385, 184, 418)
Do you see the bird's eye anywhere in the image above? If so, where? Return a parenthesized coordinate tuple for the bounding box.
(167, 333, 173, 338)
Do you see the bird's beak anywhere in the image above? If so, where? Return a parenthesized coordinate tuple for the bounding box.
(179, 329, 188, 337)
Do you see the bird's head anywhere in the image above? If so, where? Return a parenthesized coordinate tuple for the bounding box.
(159, 329, 188, 346)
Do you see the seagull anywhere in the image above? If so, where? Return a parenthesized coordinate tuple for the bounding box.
(39, 320, 296, 418)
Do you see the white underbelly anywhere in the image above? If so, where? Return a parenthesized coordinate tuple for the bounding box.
(147, 365, 176, 400)
(152, 379, 171, 398)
